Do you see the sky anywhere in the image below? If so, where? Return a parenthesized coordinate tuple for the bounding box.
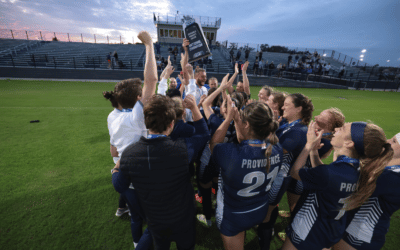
(1, 0, 399, 66)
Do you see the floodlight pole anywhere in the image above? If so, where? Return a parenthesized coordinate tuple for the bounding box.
(107, 35, 109, 44)
(26, 31, 29, 40)
(40, 31, 43, 41)
(94, 34, 96, 44)
(67, 33, 70, 42)
(120, 35, 122, 44)
(81, 34, 83, 43)
(11, 30, 14, 39)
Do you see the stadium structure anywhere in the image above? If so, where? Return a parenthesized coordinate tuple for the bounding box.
(0, 13, 398, 91)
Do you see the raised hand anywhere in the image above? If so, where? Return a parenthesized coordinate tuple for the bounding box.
(234, 63, 239, 74)
(183, 94, 196, 110)
(164, 65, 175, 79)
(199, 94, 207, 106)
(306, 121, 323, 151)
(242, 61, 249, 72)
(219, 73, 230, 90)
(182, 38, 189, 51)
(137, 31, 153, 46)
(167, 55, 171, 66)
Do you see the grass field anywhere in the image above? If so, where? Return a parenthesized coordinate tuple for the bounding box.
(0, 79, 399, 250)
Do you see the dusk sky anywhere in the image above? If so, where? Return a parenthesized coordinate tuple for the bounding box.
(1, 0, 399, 66)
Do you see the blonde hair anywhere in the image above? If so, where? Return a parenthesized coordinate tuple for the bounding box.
(344, 123, 394, 210)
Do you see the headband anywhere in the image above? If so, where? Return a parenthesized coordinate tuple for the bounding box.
(351, 122, 367, 156)
(396, 132, 400, 145)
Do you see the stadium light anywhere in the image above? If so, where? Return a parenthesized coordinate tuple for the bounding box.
(360, 55, 364, 58)
(360, 59, 364, 61)
(387, 60, 390, 62)
(323, 53, 327, 57)
(361, 49, 367, 53)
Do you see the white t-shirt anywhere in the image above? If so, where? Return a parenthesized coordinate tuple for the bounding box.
(184, 79, 207, 122)
(107, 109, 122, 164)
(108, 101, 147, 162)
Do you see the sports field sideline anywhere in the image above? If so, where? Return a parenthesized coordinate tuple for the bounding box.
(0, 79, 399, 250)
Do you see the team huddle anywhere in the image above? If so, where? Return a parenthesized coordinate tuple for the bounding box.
(104, 31, 400, 250)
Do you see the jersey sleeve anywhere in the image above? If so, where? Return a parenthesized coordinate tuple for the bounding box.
(208, 114, 223, 137)
(185, 118, 211, 163)
(318, 138, 332, 157)
(279, 129, 303, 153)
(157, 79, 168, 96)
(299, 165, 330, 191)
(373, 169, 400, 204)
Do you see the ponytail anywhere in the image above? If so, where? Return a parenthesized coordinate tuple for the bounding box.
(103, 91, 118, 108)
(344, 124, 394, 211)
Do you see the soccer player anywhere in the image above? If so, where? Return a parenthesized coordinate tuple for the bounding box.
(272, 93, 314, 213)
(333, 132, 400, 250)
(108, 30, 158, 247)
(113, 94, 210, 250)
(103, 78, 143, 217)
(258, 85, 274, 104)
(282, 121, 393, 250)
(210, 98, 282, 250)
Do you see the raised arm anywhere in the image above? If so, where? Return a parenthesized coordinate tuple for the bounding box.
(138, 31, 158, 105)
(242, 61, 250, 95)
(157, 65, 175, 96)
(159, 55, 171, 80)
(227, 63, 239, 94)
(202, 73, 230, 120)
(210, 96, 236, 153)
(181, 39, 189, 71)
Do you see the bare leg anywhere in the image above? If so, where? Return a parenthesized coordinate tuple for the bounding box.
(332, 239, 356, 250)
(282, 236, 298, 250)
(221, 231, 245, 250)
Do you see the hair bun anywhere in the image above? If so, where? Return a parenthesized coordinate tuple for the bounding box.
(103, 91, 114, 100)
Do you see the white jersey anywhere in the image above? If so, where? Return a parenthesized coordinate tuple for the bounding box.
(108, 101, 147, 162)
(185, 79, 207, 122)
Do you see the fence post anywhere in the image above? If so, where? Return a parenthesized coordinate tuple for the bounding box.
(356, 71, 360, 82)
(73, 57, 76, 69)
(130, 59, 133, 71)
(81, 34, 83, 43)
(68, 33, 70, 42)
(53, 57, 56, 69)
(10, 54, 15, 67)
(349, 58, 353, 67)
(32, 54, 36, 68)
(94, 34, 96, 44)
(343, 55, 346, 64)
(11, 30, 14, 39)
(356, 60, 359, 67)
(338, 53, 341, 61)
(26, 31, 29, 40)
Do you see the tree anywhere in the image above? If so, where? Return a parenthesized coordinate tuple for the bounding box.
(260, 44, 269, 52)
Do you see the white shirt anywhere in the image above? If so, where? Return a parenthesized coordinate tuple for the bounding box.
(107, 109, 122, 164)
(325, 65, 331, 71)
(108, 101, 147, 161)
(157, 78, 168, 96)
(185, 79, 208, 105)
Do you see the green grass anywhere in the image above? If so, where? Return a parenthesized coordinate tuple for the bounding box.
(0, 79, 399, 250)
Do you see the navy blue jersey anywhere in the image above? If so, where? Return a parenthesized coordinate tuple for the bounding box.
(289, 138, 333, 195)
(286, 156, 360, 249)
(207, 113, 236, 141)
(276, 120, 308, 174)
(344, 165, 400, 249)
(212, 141, 283, 236)
(169, 119, 195, 141)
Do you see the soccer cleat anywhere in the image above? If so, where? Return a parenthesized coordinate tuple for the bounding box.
(278, 210, 291, 218)
(197, 214, 212, 227)
(115, 207, 129, 217)
(278, 232, 286, 241)
(195, 193, 202, 204)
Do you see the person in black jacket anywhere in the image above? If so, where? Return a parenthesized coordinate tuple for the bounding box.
(112, 94, 210, 250)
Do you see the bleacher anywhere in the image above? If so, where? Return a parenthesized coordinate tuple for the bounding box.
(0, 39, 145, 70)
(0, 38, 383, 83)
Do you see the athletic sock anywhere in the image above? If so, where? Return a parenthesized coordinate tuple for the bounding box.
(198, 185, 212, 220)
(257, 207, 279, 250)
